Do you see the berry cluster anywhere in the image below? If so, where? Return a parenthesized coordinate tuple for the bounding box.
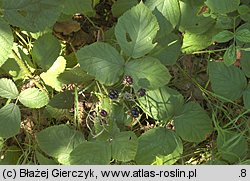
(130, 107, 140, 118)
(108, 89, 119, 99)
(123, 75, 133, 86)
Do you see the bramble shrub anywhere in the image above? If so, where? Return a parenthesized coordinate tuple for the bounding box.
(0, 0, 249, 165)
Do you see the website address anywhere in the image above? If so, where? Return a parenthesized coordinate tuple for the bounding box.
(101, 169, 197, 179)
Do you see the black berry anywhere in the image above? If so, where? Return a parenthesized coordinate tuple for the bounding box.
(108, 89, 119, 99)
(130, 107, 140, 118)
(100, 110, 108, 117)
(137, 88, 146, 97)
(123, 75, 133, 85)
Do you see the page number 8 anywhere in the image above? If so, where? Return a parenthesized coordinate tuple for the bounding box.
(240, 169, 247, 177)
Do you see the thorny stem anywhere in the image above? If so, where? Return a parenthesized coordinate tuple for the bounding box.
(12, 49, 45, 92)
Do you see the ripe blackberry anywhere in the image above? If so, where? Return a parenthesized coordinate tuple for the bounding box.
(130, 107, 140, 118)
(100, 110, 108, 117)
(108, 89, 119, 99)
(123, 75, 133, 86)
(137, 88, 146, 97)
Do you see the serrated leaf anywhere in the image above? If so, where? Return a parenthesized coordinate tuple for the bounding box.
(223, 44, 237, 66)
(40, 56, 66, 91)
(145, 0, 180, 28)
(235, 29, 250, 43)
(76, 42, 124, 85)
(62, 0, 94, 16)
(32, 33, 61, 70)
(208, 61, 247, 101)
(150, 33, 181, 65)
(0, 17, 14, 67)
(69, 141, 111, 165)
(135, 127, 183, 165)
(48, 91, 74, 109)
(243, 84, 250, 109)
(205, 0, 240, 14)
(138, 86, 184, 120)
(125, 57, 171, 90)
(0, 78, 19, 99)
(58, 67, 94, 85)
(179, 1, 215, 34)
(112, 0, 138, 17)
(212, 30, 234, 43)
(174, 102, 213, 143)
(19, 88, 49, 108)
(182, 28, 218, 53)
(37, 125, 85, 164)
(217, 130, 248, 163)
(115, 2, 159, 58)
(0, 104, 21, 138)
(111, 131, 138, 162)
(3, 0, 62, 32)
(35, 151, 58, 165)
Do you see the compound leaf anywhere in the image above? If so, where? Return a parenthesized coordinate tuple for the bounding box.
(125, 57, 171, 90)
(77, 42, 124, 86)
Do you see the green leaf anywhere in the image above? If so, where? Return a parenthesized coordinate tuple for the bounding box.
(243, 84, 250, 109)
(40, 56, 66, 91)
(205, 0, 240, 14)
(179, 1, 215, 34)
(208, 61, 247, 101)
(0, 78, 19, 99)
(135, 127, 183, 165)
(235, 29, 250, 43)
(0, 17, 13, 67)
(125, 57, 171, 90)
(182, 28, 218, 53)
(112, 0, 138, 17)
(48, 91, 74, 109)
(35, 151, 58, 165)
(115, 2, 159, 58)
(217, 130, 248, 163)
(32, 33, 61, 70)
(150, 33, 181, 65)
(37, 125, 85, 164)
(58, 67, 94, 85)
(223, 44, 237, 66)
(19, 88, 49, 108)
(241, 48, 250, 78)
(138, 86, 184, 120)
(174, 102, 213, 143)
(76, 42, 124, 85)
(145, 0, 180, 28)
(0, 146, 22, 165)
(62, 0, 94, 16)
(0, 103, 21, 138)
(212, 30, 234, 43)
(111, 131, 138, 162)
(69, 141, 111, 165)
(3, 0, 62, 32)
